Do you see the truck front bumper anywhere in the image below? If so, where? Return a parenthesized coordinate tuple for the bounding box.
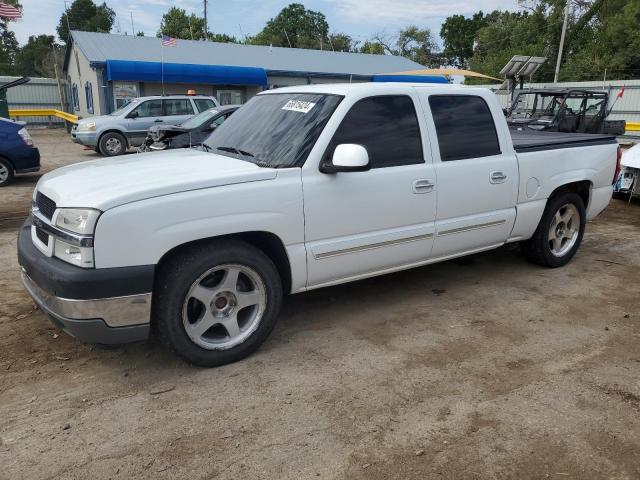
(17, 220, 154, 345)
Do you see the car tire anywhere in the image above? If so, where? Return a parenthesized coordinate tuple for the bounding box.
(153, 239, 283, 367)
(522, 191, 586, 268)
(0, 157, 14, 187)
(98, 132, 127, 156)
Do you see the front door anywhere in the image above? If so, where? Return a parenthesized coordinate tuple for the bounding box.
(126, 99, 164, 146)
(419, 92, 518, 259)
(303, 94, 437, 289)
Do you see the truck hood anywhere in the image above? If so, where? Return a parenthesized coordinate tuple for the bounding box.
(37, 149, 277, 211)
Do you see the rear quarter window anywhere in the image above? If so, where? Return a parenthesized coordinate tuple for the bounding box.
(429, 95, 501, 161)
(194, 98, 216, 112)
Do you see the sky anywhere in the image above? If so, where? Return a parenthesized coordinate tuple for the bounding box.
(12, 0, 523, 47)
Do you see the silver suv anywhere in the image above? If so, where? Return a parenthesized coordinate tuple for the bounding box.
(71, 95, 219, 156)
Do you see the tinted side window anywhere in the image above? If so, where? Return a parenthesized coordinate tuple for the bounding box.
(164, 99, 194, 116)
(429, 95, 501, 161)
(133, 100, 163, 118)
(194, 98, 215, 112)
(330, 95, 423, 168)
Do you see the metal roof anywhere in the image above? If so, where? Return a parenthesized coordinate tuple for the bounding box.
(67, 31, 424, 77)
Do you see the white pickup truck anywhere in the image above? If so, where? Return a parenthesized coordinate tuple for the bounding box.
(19, 83, 621, 366)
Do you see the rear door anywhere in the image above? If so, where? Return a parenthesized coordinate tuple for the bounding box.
(303, 93, 437, 288)
(162, 98, 195, 126)
(418, 92, 518, 258)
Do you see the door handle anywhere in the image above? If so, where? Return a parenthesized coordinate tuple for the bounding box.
(413, 179, 435, 193)
(154, 119, 163, 123)
(490, 171, 507, 184)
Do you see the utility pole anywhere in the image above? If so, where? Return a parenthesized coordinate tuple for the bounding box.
(554, 0, 571, 83)
(130, 12, 135, 36)
(203, 0, 208, 41)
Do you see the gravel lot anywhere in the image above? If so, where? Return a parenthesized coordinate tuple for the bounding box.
(1, 129, 639, 479)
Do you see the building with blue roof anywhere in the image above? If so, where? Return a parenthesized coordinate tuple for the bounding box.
(63, 31, 447, 117)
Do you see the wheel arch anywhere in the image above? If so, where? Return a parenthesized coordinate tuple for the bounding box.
(98, 129, 129, 149)
(0, 154, 16, 171)
(156, 231, 293, 294)
(548, 180, 592, 209)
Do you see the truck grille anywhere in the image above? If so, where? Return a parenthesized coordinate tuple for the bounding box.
(35, 192, 56, 220)
(35, 227, 49, 246)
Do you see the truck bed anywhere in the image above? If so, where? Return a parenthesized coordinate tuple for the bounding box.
(510, 129, 618, 153)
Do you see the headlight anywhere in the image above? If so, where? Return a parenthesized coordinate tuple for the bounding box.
(77, 122, 96, 132)
(55, 208, 100, 235)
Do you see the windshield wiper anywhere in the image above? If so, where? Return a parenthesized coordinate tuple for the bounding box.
(201, 144, 213, 152)
(217, 146, 254, 157)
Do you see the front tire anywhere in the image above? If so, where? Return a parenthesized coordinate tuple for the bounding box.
(153, 240, 283, 367)
(522, 191, 586, 268)
(98, 132, 127, 156)
(0, 157, 14, 187)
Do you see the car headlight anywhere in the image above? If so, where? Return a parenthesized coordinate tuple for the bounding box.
(55, 208, 101, 235)
(77, 122, 96, 132)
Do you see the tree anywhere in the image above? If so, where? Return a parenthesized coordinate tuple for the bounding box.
(57, 0, 115, 43)
(158, 8, 237, 43)
(250, 3, 329, 49)
(14, 35, 62, 77)
(328, 33, 357, 52)
(373, 26, 440, 67)
(440, 12, 487, 67)
(0, 0, 21, 75)
(208, 32, 238, 43)
(359, 40, 385, 55)
(158, 7, 205, 40)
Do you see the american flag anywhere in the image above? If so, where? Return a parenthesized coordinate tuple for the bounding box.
(0, 2, 21, 20)
(161, 35, 177, 47)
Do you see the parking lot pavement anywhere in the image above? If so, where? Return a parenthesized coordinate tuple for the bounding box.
(1, 130, 639, 479)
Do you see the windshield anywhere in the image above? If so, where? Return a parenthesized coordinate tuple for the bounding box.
(511, 93, 564, 119)
(203, 93, 343, 168)
(110, 99, 137, 116)
(180, 109, 218, 129)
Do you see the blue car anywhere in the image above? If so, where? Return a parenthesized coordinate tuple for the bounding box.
(0, 117, 40, 186)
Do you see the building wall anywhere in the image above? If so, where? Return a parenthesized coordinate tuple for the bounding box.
(66, 43, 100, 118)
(2, 76, 66, 125)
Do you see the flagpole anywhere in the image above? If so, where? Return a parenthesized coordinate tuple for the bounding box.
(161, 41, 164, 95)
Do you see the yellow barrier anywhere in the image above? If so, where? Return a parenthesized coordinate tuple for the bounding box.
(626, 122, 640, 132)
(9, 108, 78, 124)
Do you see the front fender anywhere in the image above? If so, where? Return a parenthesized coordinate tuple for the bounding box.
(93, 169, 307, 291)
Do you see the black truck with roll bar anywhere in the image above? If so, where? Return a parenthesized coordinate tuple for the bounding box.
(506, 88, 626, 136)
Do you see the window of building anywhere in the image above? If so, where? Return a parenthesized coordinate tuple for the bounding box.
(428, 95, 501, 161)
(163, 99, 194, 116)
(71, 83, 80, 111)
(328, 95, 424, 168)
(218, 90, 244, 106)
(85, 82, 94, 114)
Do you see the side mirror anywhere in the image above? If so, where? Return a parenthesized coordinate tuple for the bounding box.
(320, 144, 370, 174)
(127, 111, 138, 119)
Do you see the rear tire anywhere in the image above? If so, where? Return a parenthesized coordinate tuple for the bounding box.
(98, 132, 127, 156)
(153, 240, 283, 367)
(522, 191, 586, 268)
(0, 157, 14, 187)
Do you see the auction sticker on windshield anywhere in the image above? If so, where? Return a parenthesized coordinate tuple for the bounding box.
(282, 100, 316, 113)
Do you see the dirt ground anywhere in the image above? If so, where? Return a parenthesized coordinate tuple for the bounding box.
(1, 129, 639, 479)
